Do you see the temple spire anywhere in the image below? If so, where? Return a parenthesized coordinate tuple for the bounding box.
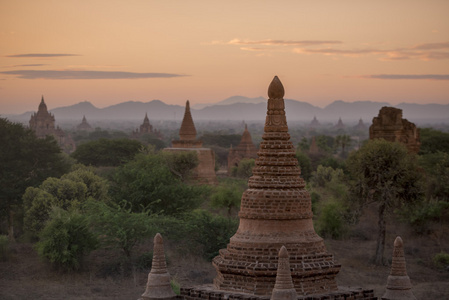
(179, 100, 197, 141)
(140, 233, 176, 300)
(382, 236, 416, 300)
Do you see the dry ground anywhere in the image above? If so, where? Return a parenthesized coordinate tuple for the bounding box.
(1, 211, 448, 300)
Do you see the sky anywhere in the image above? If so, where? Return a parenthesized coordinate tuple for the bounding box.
(1, 0, 448, 114)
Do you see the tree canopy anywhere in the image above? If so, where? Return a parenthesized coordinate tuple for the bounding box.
(109, 152, 206, 215)
(71, 138, 143, 167)
(0, 118, 70, 240)
(347, 139, 423, 264)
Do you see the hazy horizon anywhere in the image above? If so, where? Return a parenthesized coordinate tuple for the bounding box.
(1, 1, 448, 114)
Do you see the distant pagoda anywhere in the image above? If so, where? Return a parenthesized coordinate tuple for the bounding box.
(227, 123, 258, 174)
(76, 115, 93, 131)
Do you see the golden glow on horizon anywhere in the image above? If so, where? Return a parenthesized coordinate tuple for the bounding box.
(1, 0, 448, 113)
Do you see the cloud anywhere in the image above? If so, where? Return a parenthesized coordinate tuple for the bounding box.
(228, 39, 342, 46)
(1, 64, 49, 68)
(0, 70, 187, 79)
(293, 41, 449, 61)
(361, 74, 449, 80)
(5, 53, 80, 58)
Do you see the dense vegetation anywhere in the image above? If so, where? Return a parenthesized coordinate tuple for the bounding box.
(1, 117, 448, 276)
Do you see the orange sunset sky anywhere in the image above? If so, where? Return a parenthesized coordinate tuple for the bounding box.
(1, 0, 448, 114)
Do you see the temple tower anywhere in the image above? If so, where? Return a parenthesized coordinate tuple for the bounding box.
(29, 96, 56, 138)
(212, 76, 340, 296)
(227, 123, 258, 174)
(369, 107, 420, 153)
(165, 100, 216, 184)
(140, 113, 153, 134)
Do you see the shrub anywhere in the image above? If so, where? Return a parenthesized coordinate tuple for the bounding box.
(433, 252, 449, 269)
(36, 208, 97, 271)
(316, 201, 346, 239)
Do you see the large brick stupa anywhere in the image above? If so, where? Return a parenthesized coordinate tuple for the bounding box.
(212, 76, 341, 296)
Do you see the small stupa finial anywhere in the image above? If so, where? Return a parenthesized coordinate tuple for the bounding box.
(270, 246, 297, 300)
(268, 76, 285, 99)
(139, 233, 175, 300)
(264, 76, 288, 133)
(381, 236, 416, 300)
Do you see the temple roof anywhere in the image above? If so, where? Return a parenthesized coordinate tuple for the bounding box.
(179, 100, 197, 141)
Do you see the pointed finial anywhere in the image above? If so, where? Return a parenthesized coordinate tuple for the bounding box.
(382, 236, 416, 300)
(140, 233, 175, 300)
(245, 123, 248, 130)
(264, 76, 288, 132)
(271, 246, 297, 300)
(268, 76, 285, 99)
(41, 95, 45, 103)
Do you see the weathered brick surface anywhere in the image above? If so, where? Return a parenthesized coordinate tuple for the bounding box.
(369, 106, 420, 153)
(212, 77, 340, 296)
(179, 286, 376, 300)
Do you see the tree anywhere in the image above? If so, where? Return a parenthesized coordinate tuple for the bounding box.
(85, 200, 157, 258)
(0, 118, 70, 241)
(162, 151, 199, 182)
(71, 138, 143, 167)
(210, 179, 245, 217)
(231, 158, 255, 178)
(419, 128, 449, 155)
(23, 166, 109, 237)
(335, 134, 352, 158)
(295, 151, 312, 181)
(36, 207, 97, 271)
(347, 139, 423, 265)
(110, 153, 205, 215)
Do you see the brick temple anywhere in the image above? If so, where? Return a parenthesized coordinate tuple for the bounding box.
(164, 100, 217, 185)
(227, 123, 258, 174)
(369, 106, 420, 153)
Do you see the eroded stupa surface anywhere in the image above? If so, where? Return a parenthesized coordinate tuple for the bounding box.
(212, 76, 341, 296)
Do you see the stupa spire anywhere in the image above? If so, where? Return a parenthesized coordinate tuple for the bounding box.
(271, 246, 297, 300)
(382, 236, 416, 300)
(139, 233, 176, 300)
(179, 100, 197, 141)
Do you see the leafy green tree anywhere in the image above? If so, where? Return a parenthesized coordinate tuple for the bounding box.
(296, 151, 312, 181)
(110, 153, 205, 215)
(210, 179, 245, 217)
(0, 118, 70, 241)
(231, 158, 255, 178)
(180, 209, 238, 260)
(335, 134, 352, 158)
(419, 128, 449, 155)
(71, 138, 143, 167)
(23, 167, 109, 237)
(85, 200, 158, 258)
(347, 139, 423, 265)
(162, 151, 199, 182)
(298, 137, 310, 152)
(316, 135, 335, 154)
(36, 207, 97, 271)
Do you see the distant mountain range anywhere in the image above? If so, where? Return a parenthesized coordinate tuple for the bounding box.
(5, 96, 449, 125)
